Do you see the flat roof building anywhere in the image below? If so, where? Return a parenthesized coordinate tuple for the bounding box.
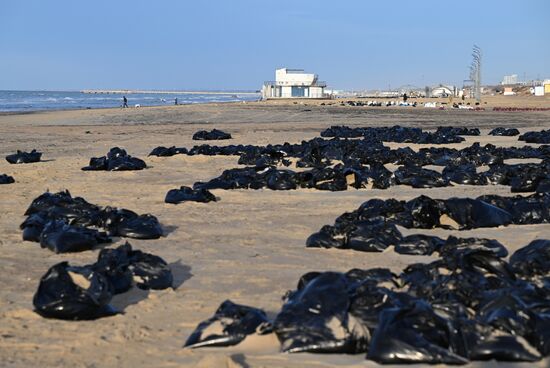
(262, 68, 326, 99)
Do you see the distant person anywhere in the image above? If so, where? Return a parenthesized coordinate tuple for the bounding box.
(175, 98, 178, 105)
(461, 94, 465, 102)
(122, 96, 128, 108)
(403, 93, 408, 102)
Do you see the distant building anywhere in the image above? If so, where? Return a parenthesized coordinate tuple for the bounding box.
(430, 85, 456, 97)
(262, 68, 326, 99)
(501, 74, 518, 85)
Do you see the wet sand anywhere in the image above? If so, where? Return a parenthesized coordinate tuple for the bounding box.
(1, 101, 550, 367)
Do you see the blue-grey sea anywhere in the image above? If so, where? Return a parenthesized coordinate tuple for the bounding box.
(0, 90, 260, 112)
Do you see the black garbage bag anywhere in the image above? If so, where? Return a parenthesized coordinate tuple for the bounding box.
(519, 130, 550, 144)
(442, 163, 487, 185)
(442, 198, 513, 230)
(306, 225, 346, 249)
(405, 195, 444, 228)
(82, 147, 146, 171)
(184, 300, 270, 348)
(265, 169, 297, 190)
(435, 127, 480, 136)
(395, 166, 449, 188)
(489, 127, 520, 136)
(346, 220, 402, 252)
(148, 146, 187, 157)
(395, 234, 445, 255)
(93, 243, 134, 294)
(469, 335, 541, 362)
(367, 299, 469, 364)
(192, 129, 232, 140)
(39, 220, 111, 253)
(20, 212, 49, 242)
(509, 240, 550, 278)
(274, 272, 370, 353)
(5, 149, 42, 164)
(165, 186, 217, 204)
(127, 247, 173, 290)
(0, 174, 15, 184)
(439, 236, 508, 259)
(33, 262, 117, 320)
(100, 208, 163, 239)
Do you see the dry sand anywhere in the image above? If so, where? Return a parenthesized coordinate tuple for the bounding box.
(1, 100, 550, 367)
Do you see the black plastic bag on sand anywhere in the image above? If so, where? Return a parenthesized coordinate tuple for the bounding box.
(127, 248, 173, 290)
(148, 146, 187, 157)
(274, 272, 370, 353)
(93, 243, 134, 294)
(442, 198, 512, 230)
(0, 174, 15, 184)
(82, 147, 146, 171)
(394, 234, 445, 255)
(33, 262, 117, 320)
(5, 149, 42, 164)
(367, 300, 468, 364)
(489, 127, 520, 136)
(346, 220, 402, 252)
(509, 239, 550, 278)
(185, 300, 270, 348)
(39, 220, 111, 253)
(192, 129, 232, 141)
(165, 186, 217, 204)
(100, 208, 163, 239)
(305, 225, 346, 249)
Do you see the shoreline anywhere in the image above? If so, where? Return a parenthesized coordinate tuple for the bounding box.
(1, 94, 548, 117)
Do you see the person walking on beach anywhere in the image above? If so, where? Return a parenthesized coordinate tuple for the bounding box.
(403, 93, 408, 103)
(122, 96, 128, 108)
(175, 98, 178, 105)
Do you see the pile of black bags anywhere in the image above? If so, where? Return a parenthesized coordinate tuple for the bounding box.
(33, 242, 173, 320)
(82, 147, 146, 171)
(306, 193, 550, 253)
(185, 240, 550, 363)
(5, 149, 42, 164)
(20, 190, 163, 253)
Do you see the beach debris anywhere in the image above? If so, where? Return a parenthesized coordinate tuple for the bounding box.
(489, 127, 520, 136)
(39, 219, 111, 253)
(434, 126, 480, 136)
(320, 125, 466, 144)
(82, 147, 146, 171)
(151, 126, 550, 194)
(303, 193, 550, 254)
(99, 208, 163, 239)
(148, 146, 188, 157)
(185, 240, 550, 363)
(192, 129, 232, 141)
(5, 149, 42, 164)
(33, 262, 117, 320)
(165, 186, 217, 204)
(394, 165, 448, 188)
(0, 174, 15, 184)
(274, 272, 370, 353)
(126, 247, 174, 290)
(519, 129, 550, 143)
(184, 300, 270, 348)
(33, 242, 174, 320)
(20, 190, 164, 251)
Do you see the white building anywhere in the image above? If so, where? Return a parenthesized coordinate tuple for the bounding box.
(431, 85, 456, 97)
(262, 68, 326, 99)
(502, 74, 518, 85)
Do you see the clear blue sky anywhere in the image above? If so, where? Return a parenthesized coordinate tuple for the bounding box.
(1, 0, 548, 91)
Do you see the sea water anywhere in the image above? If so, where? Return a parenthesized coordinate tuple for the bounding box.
(0, 90, 260, 112)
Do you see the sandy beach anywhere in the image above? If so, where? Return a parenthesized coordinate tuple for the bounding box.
(1, 99, 550, 367)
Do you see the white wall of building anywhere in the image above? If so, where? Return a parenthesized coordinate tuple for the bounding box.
(275, 68, 316, 86)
